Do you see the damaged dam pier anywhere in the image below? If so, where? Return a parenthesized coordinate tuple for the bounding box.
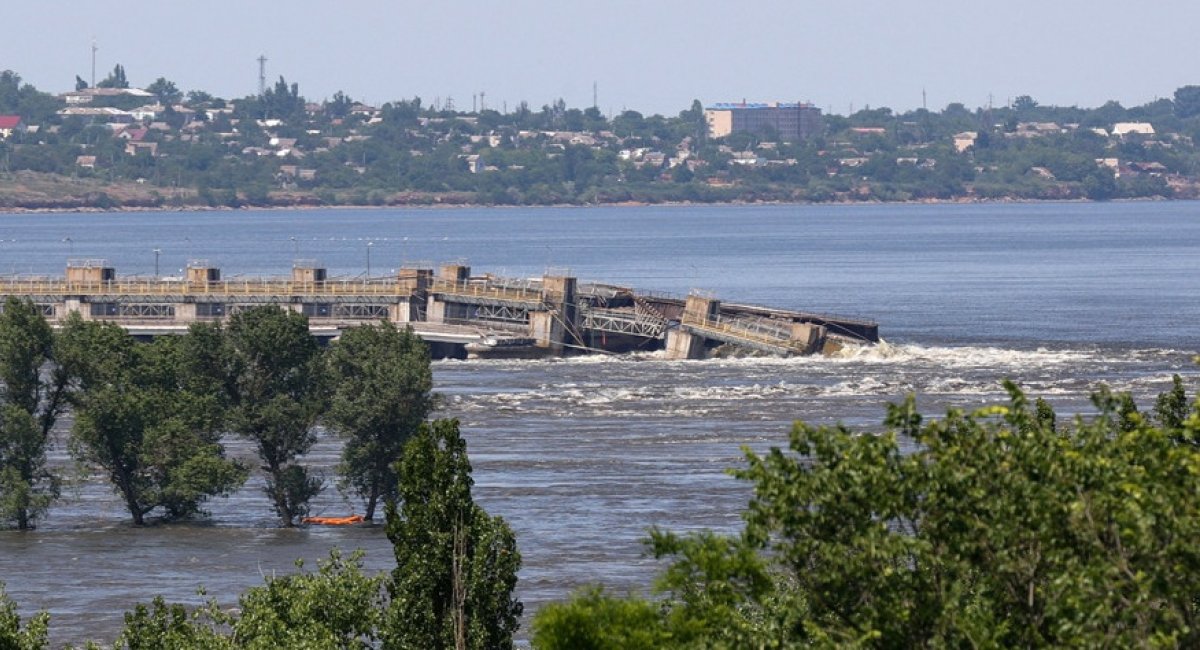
(0, 259, 878, 359)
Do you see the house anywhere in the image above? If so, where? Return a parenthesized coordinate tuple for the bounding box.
(0, 115, 22, 139)
(57, 106, 134, 125)
(116, 126, 149, 141)
(1128, 161, 1168, 176)
(130, 104, 163, 121)
(124, 141, 158, 157)
(729, 151, 765, 167)
(1112, 122, 1155, 137)
(75, 155, 97, 169)
(58, 87, 154, 105)
(1014, 122, 1063, 137)
(953, 131, 978, 153)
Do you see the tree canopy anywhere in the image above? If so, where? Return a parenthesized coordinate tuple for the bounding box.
(221, 306, 326, 526)
(533, 378, 1200, 648)
(326, 322, 434, 520)
(56, 316, 247, 525)
(385, 419, 523, 649)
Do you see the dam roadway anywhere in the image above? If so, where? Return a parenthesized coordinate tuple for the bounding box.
(0, 259, 879, 359)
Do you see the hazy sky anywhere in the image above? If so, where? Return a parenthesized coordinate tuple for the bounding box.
(7, 1, 1199, 116)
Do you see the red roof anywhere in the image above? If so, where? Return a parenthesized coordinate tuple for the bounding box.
(0, 115, 21, 129)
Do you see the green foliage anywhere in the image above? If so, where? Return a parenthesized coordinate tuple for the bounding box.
(0, 583, 48, 650)
(117, 597, 231, 650)
(534, 379, 1200, 648)
(327, 322, 434, 520)
(531, 588, 671, 650)
(222, 307, 325, 526)
(1174, 85, 1200, 119)
(57, 315, 247, 525)
(384, 419, 522, 649)
(112, 549, 385, 648)
(0, 298, 66, 529)
(96, 64, 129, 90)
(145, 77, 182, 105)
(227, 549, 384, 647)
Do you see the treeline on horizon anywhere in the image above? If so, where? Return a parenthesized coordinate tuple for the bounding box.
(3, 66, 1200, 208)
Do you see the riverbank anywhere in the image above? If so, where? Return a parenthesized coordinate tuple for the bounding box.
(4, 170, 1187, 216)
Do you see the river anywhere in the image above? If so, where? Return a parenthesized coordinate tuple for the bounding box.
(0, 201, 1197, 644)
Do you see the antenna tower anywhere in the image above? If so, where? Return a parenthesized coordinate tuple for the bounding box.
(91, 40, 98, 88)
(593, 81, 598, 109)
(479, 90, 485, 112)
(257, 55, 268, 96)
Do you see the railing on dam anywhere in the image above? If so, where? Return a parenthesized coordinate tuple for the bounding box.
(681, 312, 808, 354)
(429, 279, 545, 304)
(0, 278, 422, 297)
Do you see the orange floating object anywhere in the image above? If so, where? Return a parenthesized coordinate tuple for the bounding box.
(302, 514, 365, 525)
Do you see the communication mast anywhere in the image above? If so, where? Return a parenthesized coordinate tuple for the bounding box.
(257, 55, 268, 97)
(91, 40, 98, 88)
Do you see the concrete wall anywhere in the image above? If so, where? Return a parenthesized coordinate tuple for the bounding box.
(666, 329, 706, 360)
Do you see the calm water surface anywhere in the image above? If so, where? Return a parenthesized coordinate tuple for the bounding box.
(0, 202, 1197, 644)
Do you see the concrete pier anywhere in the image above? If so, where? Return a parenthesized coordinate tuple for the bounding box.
(0, 260, 879, 359)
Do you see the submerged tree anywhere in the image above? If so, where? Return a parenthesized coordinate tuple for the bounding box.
(222, 307, 326, 526)
(385, 419, 522, 649)
(0, 297, 68, 529)
(327, 322, 434, 520)
(57, 316, 246, 525)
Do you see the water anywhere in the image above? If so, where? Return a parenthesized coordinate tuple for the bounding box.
(0, 202, 1197, 644)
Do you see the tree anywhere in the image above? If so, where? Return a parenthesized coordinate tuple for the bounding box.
(0, 583, 48, 650)
(146, 77, 182, 105)
(97, 64, 129, 89)
(0, 298, 67, 529)
(534, 380, 1200, 648)
(531, 587, 671, 650)
(222, 306, 326, 526)
(115, 549, 385, 648)
(74, 75, 88, 91)
(326, 322, 433, 520)
(57, 316, 247, 525)
(1082, 166, 1117, 200)
(1012, 94, 1039, 114)
(384, 419, 522, 650)
(1174, 85, 1200, 119)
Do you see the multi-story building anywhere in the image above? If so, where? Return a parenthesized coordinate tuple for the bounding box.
(704, 102, 823, 142)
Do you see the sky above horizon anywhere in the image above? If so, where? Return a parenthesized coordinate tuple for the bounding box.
(7, 1, 1199, 117)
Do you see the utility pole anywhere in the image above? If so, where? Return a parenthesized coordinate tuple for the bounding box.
(922, 87, 927, 111)
(258, 55, 268, 97)
(593, 81, 598, 110)
(91, 39, 98, 88)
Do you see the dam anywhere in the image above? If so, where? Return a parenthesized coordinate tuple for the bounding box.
(0, 259, 879, 359)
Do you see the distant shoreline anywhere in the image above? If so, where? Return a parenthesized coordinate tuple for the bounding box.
(0, 194, 1173, 216)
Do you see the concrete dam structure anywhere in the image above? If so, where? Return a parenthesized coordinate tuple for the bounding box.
(0, 259, 879, 359)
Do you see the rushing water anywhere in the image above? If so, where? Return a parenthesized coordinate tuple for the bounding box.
(0, 202, 1198, 644)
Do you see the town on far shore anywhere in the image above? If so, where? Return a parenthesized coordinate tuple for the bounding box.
(2, 64, 1200, 210)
